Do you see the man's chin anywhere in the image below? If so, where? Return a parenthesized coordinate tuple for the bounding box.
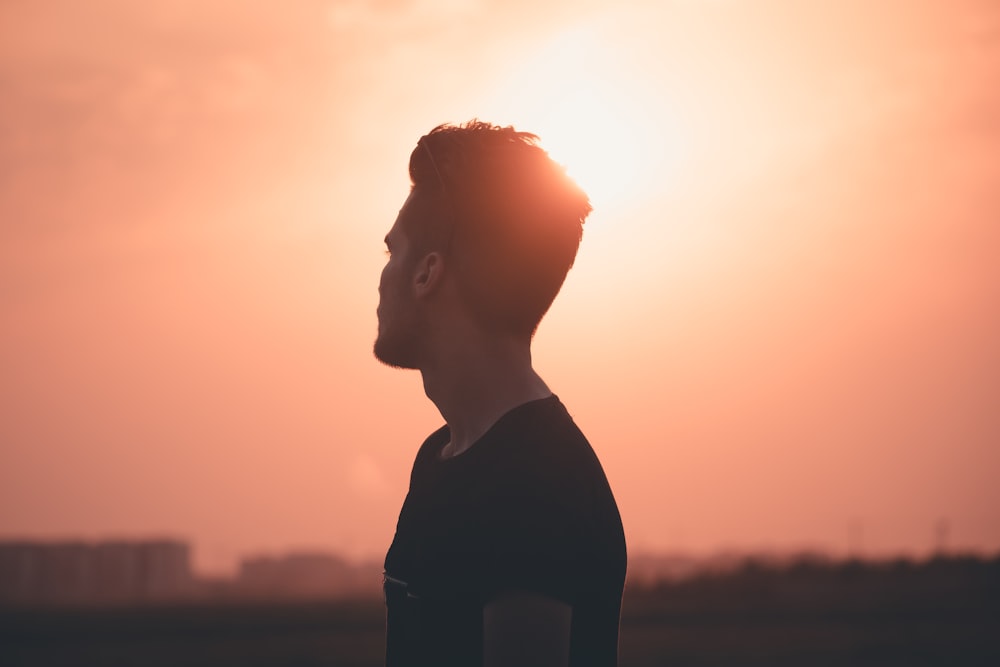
(373, 338, 418, 370)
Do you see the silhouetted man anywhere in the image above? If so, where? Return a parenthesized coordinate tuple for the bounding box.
(376, 121, 626, 667)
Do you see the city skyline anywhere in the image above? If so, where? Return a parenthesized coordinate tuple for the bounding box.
(4, 535, 988, 607)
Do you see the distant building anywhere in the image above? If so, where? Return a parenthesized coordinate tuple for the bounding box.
(0, 539, 386, 606)
(0, 540, 193, 606)
(236, 552, 381, 600)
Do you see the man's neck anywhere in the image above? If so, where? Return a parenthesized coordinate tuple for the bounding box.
(420, 337, 551, 458)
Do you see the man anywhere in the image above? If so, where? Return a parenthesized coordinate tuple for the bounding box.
(376, 121, 626, 666)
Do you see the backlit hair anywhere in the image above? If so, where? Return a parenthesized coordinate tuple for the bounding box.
(406, 120, 592, 336)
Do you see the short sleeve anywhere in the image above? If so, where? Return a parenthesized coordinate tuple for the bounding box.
(465, 468, 594, 605)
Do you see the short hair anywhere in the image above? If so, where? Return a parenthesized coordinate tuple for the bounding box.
(405, 120, 592, 336)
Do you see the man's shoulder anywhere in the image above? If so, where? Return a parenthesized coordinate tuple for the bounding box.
(498, 395, 592, 454)
(520, 397, 608, 479)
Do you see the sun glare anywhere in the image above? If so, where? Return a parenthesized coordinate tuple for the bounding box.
(480, 24, 687, 215)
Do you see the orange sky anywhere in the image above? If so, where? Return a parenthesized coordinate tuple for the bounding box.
(2, 0, 998, 575)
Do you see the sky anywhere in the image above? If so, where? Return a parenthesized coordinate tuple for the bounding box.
(1, 0, 998, 575)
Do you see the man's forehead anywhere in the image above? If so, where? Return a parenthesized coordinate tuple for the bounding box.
(399, 188, 426, 214)
(389, 189, 433, 235)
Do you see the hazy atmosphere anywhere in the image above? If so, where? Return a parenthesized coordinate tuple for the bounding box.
(2, 0, 998, 575)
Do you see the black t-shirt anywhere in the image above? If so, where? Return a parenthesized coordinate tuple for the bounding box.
(383, 395, 627, 666)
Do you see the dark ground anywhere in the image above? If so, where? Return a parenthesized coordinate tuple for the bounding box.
(2, 556, 998, 666)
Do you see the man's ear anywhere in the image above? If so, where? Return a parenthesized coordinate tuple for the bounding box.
(412, 251, 445, 298)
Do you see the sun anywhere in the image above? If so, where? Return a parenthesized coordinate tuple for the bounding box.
(478, 23, 687, 216)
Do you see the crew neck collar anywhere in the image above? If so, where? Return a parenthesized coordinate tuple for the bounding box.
(435, 394, 560, 462)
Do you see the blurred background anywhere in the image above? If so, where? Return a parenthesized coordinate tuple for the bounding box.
(3, 1, 1000, 664)
(1, 0, 998, 586)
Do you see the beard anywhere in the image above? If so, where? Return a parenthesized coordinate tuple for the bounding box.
(373, 320, 421, 370)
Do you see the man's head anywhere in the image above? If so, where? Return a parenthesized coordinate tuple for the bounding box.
(375, 120, 592, 369)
